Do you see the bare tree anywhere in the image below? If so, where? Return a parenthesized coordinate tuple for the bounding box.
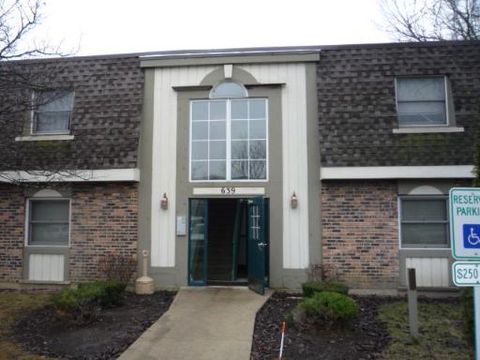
(1, 0, 58, 59)
(379, 0, 480, 41)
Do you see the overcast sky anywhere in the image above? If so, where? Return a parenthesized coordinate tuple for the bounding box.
(37, 0, 392, 56)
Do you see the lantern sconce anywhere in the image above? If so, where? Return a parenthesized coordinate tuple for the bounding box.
(160, 192, 169, 210)
(290, 192, 298, 209)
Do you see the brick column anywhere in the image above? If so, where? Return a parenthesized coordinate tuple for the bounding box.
(321, 180, 399, 289)
(0, 184, 25, 282)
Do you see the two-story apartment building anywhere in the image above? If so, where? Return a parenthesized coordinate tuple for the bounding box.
(1, 41, 479, 293)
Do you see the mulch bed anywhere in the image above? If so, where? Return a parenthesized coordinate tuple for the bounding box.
(251, 292, 394, 360)
(13, 291, 176, 360)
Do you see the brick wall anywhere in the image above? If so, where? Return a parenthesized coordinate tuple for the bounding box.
(321, 180, 399, 289)
(0, 184, 25, 282)
(70, 183, 138, 282)
(0, 182, 138, 284)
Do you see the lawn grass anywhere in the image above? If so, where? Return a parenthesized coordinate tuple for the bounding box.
(0, 291, 53, 360)
(378, 300, 473, 360)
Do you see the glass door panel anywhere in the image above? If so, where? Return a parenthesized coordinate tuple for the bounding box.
(189, 199, 208, 285)
(248, 197, 267, 295)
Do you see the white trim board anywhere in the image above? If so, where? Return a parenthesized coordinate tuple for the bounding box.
(321, 166, 474, 180)
(0, 168, 140, 183)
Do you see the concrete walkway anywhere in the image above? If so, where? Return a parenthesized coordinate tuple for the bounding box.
(119, 287, 271, 360)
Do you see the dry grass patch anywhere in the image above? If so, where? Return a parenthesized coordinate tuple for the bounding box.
(0, 291, 53, 360)
(378, 300, 473, 360)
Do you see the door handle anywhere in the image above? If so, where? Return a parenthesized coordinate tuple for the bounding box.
(258, 242, 267, 249)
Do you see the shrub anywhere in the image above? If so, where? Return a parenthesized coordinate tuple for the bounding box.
(53, 283, 102, 322)
(301, 291, 358, 322)
(96, 280, 126, 307)
(461, 288, 474, 343)
(53, 280, 126, 322)
(302, 281, 349, 298)
(98, 253, 136, 285)
(306, 264, 338, 282)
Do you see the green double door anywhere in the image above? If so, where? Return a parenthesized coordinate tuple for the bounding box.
(188, 197, 268, 295)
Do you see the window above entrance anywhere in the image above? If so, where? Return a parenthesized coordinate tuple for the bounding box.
(190, 81, 268, 182)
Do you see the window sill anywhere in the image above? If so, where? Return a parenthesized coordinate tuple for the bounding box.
(26, 245, 70, 248)
(400, 246, 450, 250)
(393, 126, 464, 134)
(15, 134, 74, 142)
(20, 280, 70, 285)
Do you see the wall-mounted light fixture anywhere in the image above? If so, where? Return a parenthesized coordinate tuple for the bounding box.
(160, 192, 169, 210)
(290, 192, 298, 209)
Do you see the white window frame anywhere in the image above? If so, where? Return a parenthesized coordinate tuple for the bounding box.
(31, 90, 74, 135)
(189, 98, 269, 183)
(394, 76, 449, 127)
(25, 198, 71, 248)
(398, 195, 450, 250)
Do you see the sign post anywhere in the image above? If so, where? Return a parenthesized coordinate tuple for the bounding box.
(450, 188, 480, 359)
(407, 268, 419, 338)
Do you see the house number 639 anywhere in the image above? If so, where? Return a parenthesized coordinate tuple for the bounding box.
(221, 187, 236, 194)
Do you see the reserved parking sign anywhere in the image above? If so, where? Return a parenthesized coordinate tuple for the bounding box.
(450, 187, 480, 360)
(450, 188, 480, 259)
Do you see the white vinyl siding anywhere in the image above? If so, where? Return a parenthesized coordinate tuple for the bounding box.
(28, 254, 65, 281)
(151, 65, 219, 267)
(405, 257, 449, 287)
(240, 63, 310, 269)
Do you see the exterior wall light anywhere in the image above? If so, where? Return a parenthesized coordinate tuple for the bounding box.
(290, 192, 298, 209)
(160, 193, 169, 210)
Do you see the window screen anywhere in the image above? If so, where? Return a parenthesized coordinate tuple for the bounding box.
(33, 91, 74, 134)
(28, 200, 70, 246)
(396, 77, 447, 126)
(400, 198, 449, 247)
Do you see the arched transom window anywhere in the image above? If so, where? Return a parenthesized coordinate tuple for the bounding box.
(209, 81, 248, 98)
(190, 80, 268, 181)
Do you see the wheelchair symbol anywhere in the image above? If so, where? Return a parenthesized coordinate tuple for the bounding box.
(468, 228, 480, 245)
(463, 224, 480, 249)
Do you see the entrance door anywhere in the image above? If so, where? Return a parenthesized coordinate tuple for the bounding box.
(188, 197, 268, 292)
(247, 197, 267, 295)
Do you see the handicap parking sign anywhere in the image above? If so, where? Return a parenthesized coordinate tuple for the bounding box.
(464, 224, 480, 249)
(450, 188, 480, 259)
